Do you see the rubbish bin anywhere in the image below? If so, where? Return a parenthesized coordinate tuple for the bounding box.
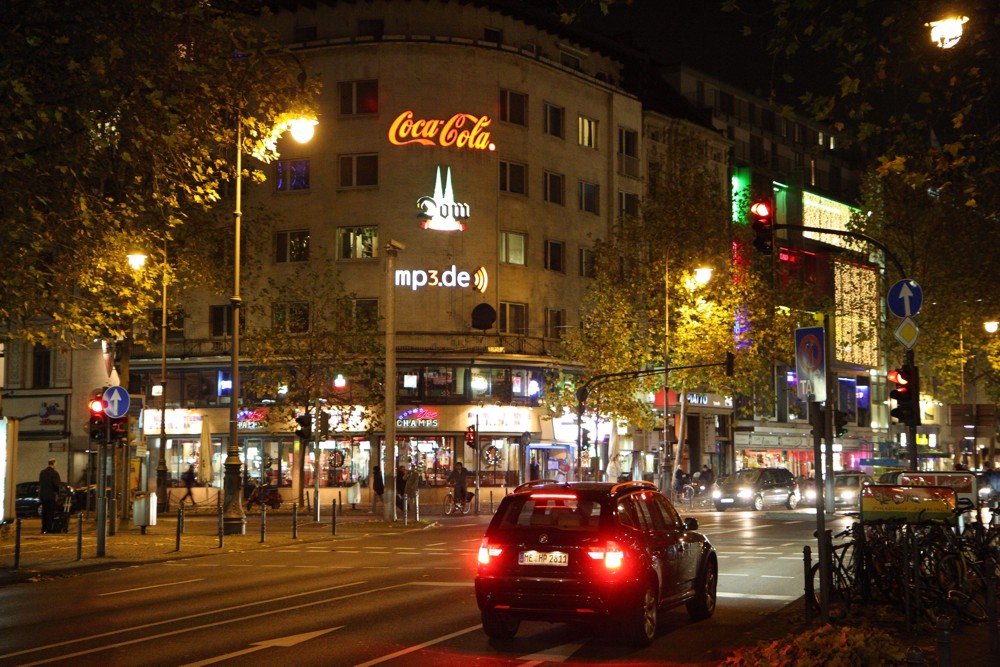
(132, 492, 157, 527)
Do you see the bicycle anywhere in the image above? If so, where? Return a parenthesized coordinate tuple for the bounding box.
(443, 489, 473, 515)
(810, 525, 861, 613)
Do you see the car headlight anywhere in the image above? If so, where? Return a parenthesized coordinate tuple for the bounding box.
(737, 488, 752, 499)
(712, 489, 722, 499)
(805, 489, 816, 501)
(840, 489, 856, 500)
(979, 487, 991, 498)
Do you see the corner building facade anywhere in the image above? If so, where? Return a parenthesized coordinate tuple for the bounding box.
(135, 0, 646, 500)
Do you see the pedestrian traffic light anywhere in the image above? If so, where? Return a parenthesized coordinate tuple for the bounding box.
(465, 424, 476, 446)
(834, 410, 850, 437)
(888, 366, 920, 427)
(318, 411, 330, 439)
(750, 200, 774, 254)
(294, 413, 312, 441)
(88, 397, 107, 443)
(581, 428, 591, 448)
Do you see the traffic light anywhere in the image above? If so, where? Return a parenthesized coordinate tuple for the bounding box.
(109, 414, 129, 442)
(88, 397, 107, 443)
(318, 411, 331, 439)
(750, 200, 774, 254)
(834, 411, 850, 437)
(294, 413, 312, 441)
(581, 428, 591, 448)
(465, 424, 476, 446)
(888, 366, 921, 427)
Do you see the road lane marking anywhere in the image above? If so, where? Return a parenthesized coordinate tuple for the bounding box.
(98, 578, 205, 596)
(181, 628, 341, 667)
(717, 592, 797, 601)
(761, 575, 794, 579)
(519, 642, 587, 665)
(352, 625, 481, 667)
(0, 581, 368, 663)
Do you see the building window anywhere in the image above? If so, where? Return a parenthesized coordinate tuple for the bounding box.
(275, 159, 310, 191)
(339, 153, 378, 188)
(484, 27, 502, 44)
(358, 18, 384, 38)
(293, 25, 317, 42)
(618, 191, 639, 218)
(272, 302, 310, 334)
(338, 80, 378, 115)
(499, 89, 527, 126)
(352, 298, 379, 326)
(543, 103, 564, 138)
(617, 127, 639, 177)
(500, 231, 526, 265)
(544, 171, 565, 205)
(559, 51, 581, 70)
(32, 344, 51, 389)
(150, 308, 184, 342)
(499, 160, 527, 194)
(579, 180, 599, 214)
(210, 305, 233, 338)
(337, 226, 378, 259)
(544, 240, 565, 273)
(275, 230, 309, 263)
(578, 116, 598, 148)
(545, 309, 566, 339)
(579, 247, 596, 278)
(499, 302, 527, 335)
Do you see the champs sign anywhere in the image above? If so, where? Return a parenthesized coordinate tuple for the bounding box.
(388, 111, 496, 151)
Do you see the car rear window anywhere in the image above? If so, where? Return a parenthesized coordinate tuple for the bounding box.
(733, 469, 761, 484)
(496, 494, 602, 531)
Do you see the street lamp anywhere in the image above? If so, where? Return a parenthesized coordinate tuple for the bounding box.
(661, 261, 713, 496)
(127, 247, 171, 514)
(224, 113, 317, 535)
(926, 15, 969, 49)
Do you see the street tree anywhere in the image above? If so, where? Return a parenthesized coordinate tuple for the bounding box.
(239, 232, 384, 506)
(0, 0, 319, 362)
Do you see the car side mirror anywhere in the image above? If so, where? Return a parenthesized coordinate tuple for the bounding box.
(683, 517, 699, 531)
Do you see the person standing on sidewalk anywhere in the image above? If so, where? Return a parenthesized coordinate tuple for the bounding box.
(179, 464, 197, 506)
(38, 458, 62, 534)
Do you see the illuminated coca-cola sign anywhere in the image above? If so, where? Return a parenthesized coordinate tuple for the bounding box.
(388, 110, 496, 151)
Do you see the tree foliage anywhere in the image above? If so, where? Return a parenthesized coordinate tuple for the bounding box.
(0, 0, 319, 350)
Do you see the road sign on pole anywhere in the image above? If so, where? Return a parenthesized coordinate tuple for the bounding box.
(795, 326, 826, 403)
(887, 280, 923, 319)
(102, 385, 131, 419)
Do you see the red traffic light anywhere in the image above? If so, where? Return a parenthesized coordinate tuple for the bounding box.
(750, 201, 770, 218)
(89, 398, 105, 415)
(887, 368, 909, 385)
(465, 425, 475, 444)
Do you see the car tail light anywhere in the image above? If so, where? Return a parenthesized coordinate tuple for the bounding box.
(478, 537, 503, 565)
(587, 540, 625, 570)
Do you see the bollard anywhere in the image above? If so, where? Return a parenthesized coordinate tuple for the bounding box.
(292, 502, 299, 539)
(936, 616, 952, 667)
(404, 496, 409, 526)
(338, 491, 343, 515)
(175, 507, 183, 551)
(490, 490, 494, 514)
(313, 489, 320, 523)
(803, 544, 814, 623)
(904, 646, 926, 666)
(415, 491, 420, 522)
(260, 504, 267, 543)
(76, 513, 84, 561)
(217, 504, 224, 549)
(14, 518, 22, 570)
(331, 500, 337, 536)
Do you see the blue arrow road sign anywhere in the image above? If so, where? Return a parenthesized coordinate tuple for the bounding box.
(887, 279, 923, 319)
(102, 385, 131, 419)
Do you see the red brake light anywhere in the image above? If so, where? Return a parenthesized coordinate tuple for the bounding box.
(529, 492, 577, 500)
(478, 537, 503, 565)
(587, 540, 625, 570)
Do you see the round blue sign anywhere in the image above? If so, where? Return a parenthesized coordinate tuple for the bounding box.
(887, 280, 923, 319)
(102, 385, 131, 419)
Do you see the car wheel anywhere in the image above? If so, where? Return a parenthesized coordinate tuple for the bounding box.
(621, 579, 658, 647)
(786, 494, 799, 510)
(714, 504, 726, 512)
(481, 610, 519, 640)
(751, 494, 764, 511)
(686, 557, 718, 620)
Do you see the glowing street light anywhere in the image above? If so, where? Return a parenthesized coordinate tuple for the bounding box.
(926, 15, 969, 49)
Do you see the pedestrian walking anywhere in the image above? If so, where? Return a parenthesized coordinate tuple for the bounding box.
(372, 465, 385, 510)
(38, 458, 62, 534)
(179, 464, 197, 506)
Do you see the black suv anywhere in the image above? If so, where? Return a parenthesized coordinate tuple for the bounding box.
(474, 480, 717, 646)
(712, 467, 799, 511)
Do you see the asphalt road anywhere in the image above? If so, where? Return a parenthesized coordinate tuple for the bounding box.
(0, 510, 849, 666)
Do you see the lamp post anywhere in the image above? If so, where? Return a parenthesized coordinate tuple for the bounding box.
(224, 114, 317, 536)
(383, 240, 404, 522)
(127, 248, 170, 514)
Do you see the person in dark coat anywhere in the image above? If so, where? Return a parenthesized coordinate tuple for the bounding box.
(395, 465, 407, 511)
(179, 464, 197, 506)
(372, 465, 385, 511)
(38, 458, 62, 534)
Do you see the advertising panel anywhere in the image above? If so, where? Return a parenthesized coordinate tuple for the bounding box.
(860, 484, 957, 524)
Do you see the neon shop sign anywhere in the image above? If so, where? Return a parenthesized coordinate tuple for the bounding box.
(388, 111, 496, 151)
(395, 265, 488, 293)
(418, 166, 469, 231)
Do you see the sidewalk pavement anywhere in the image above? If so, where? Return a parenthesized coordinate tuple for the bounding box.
(3, 504, 996, 665)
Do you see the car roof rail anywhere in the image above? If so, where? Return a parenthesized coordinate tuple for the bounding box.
(610, 479, 658, 495)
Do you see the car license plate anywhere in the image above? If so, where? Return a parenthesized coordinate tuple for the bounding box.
(519, 550, 568, 566)
(720, 498, 734, 503)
